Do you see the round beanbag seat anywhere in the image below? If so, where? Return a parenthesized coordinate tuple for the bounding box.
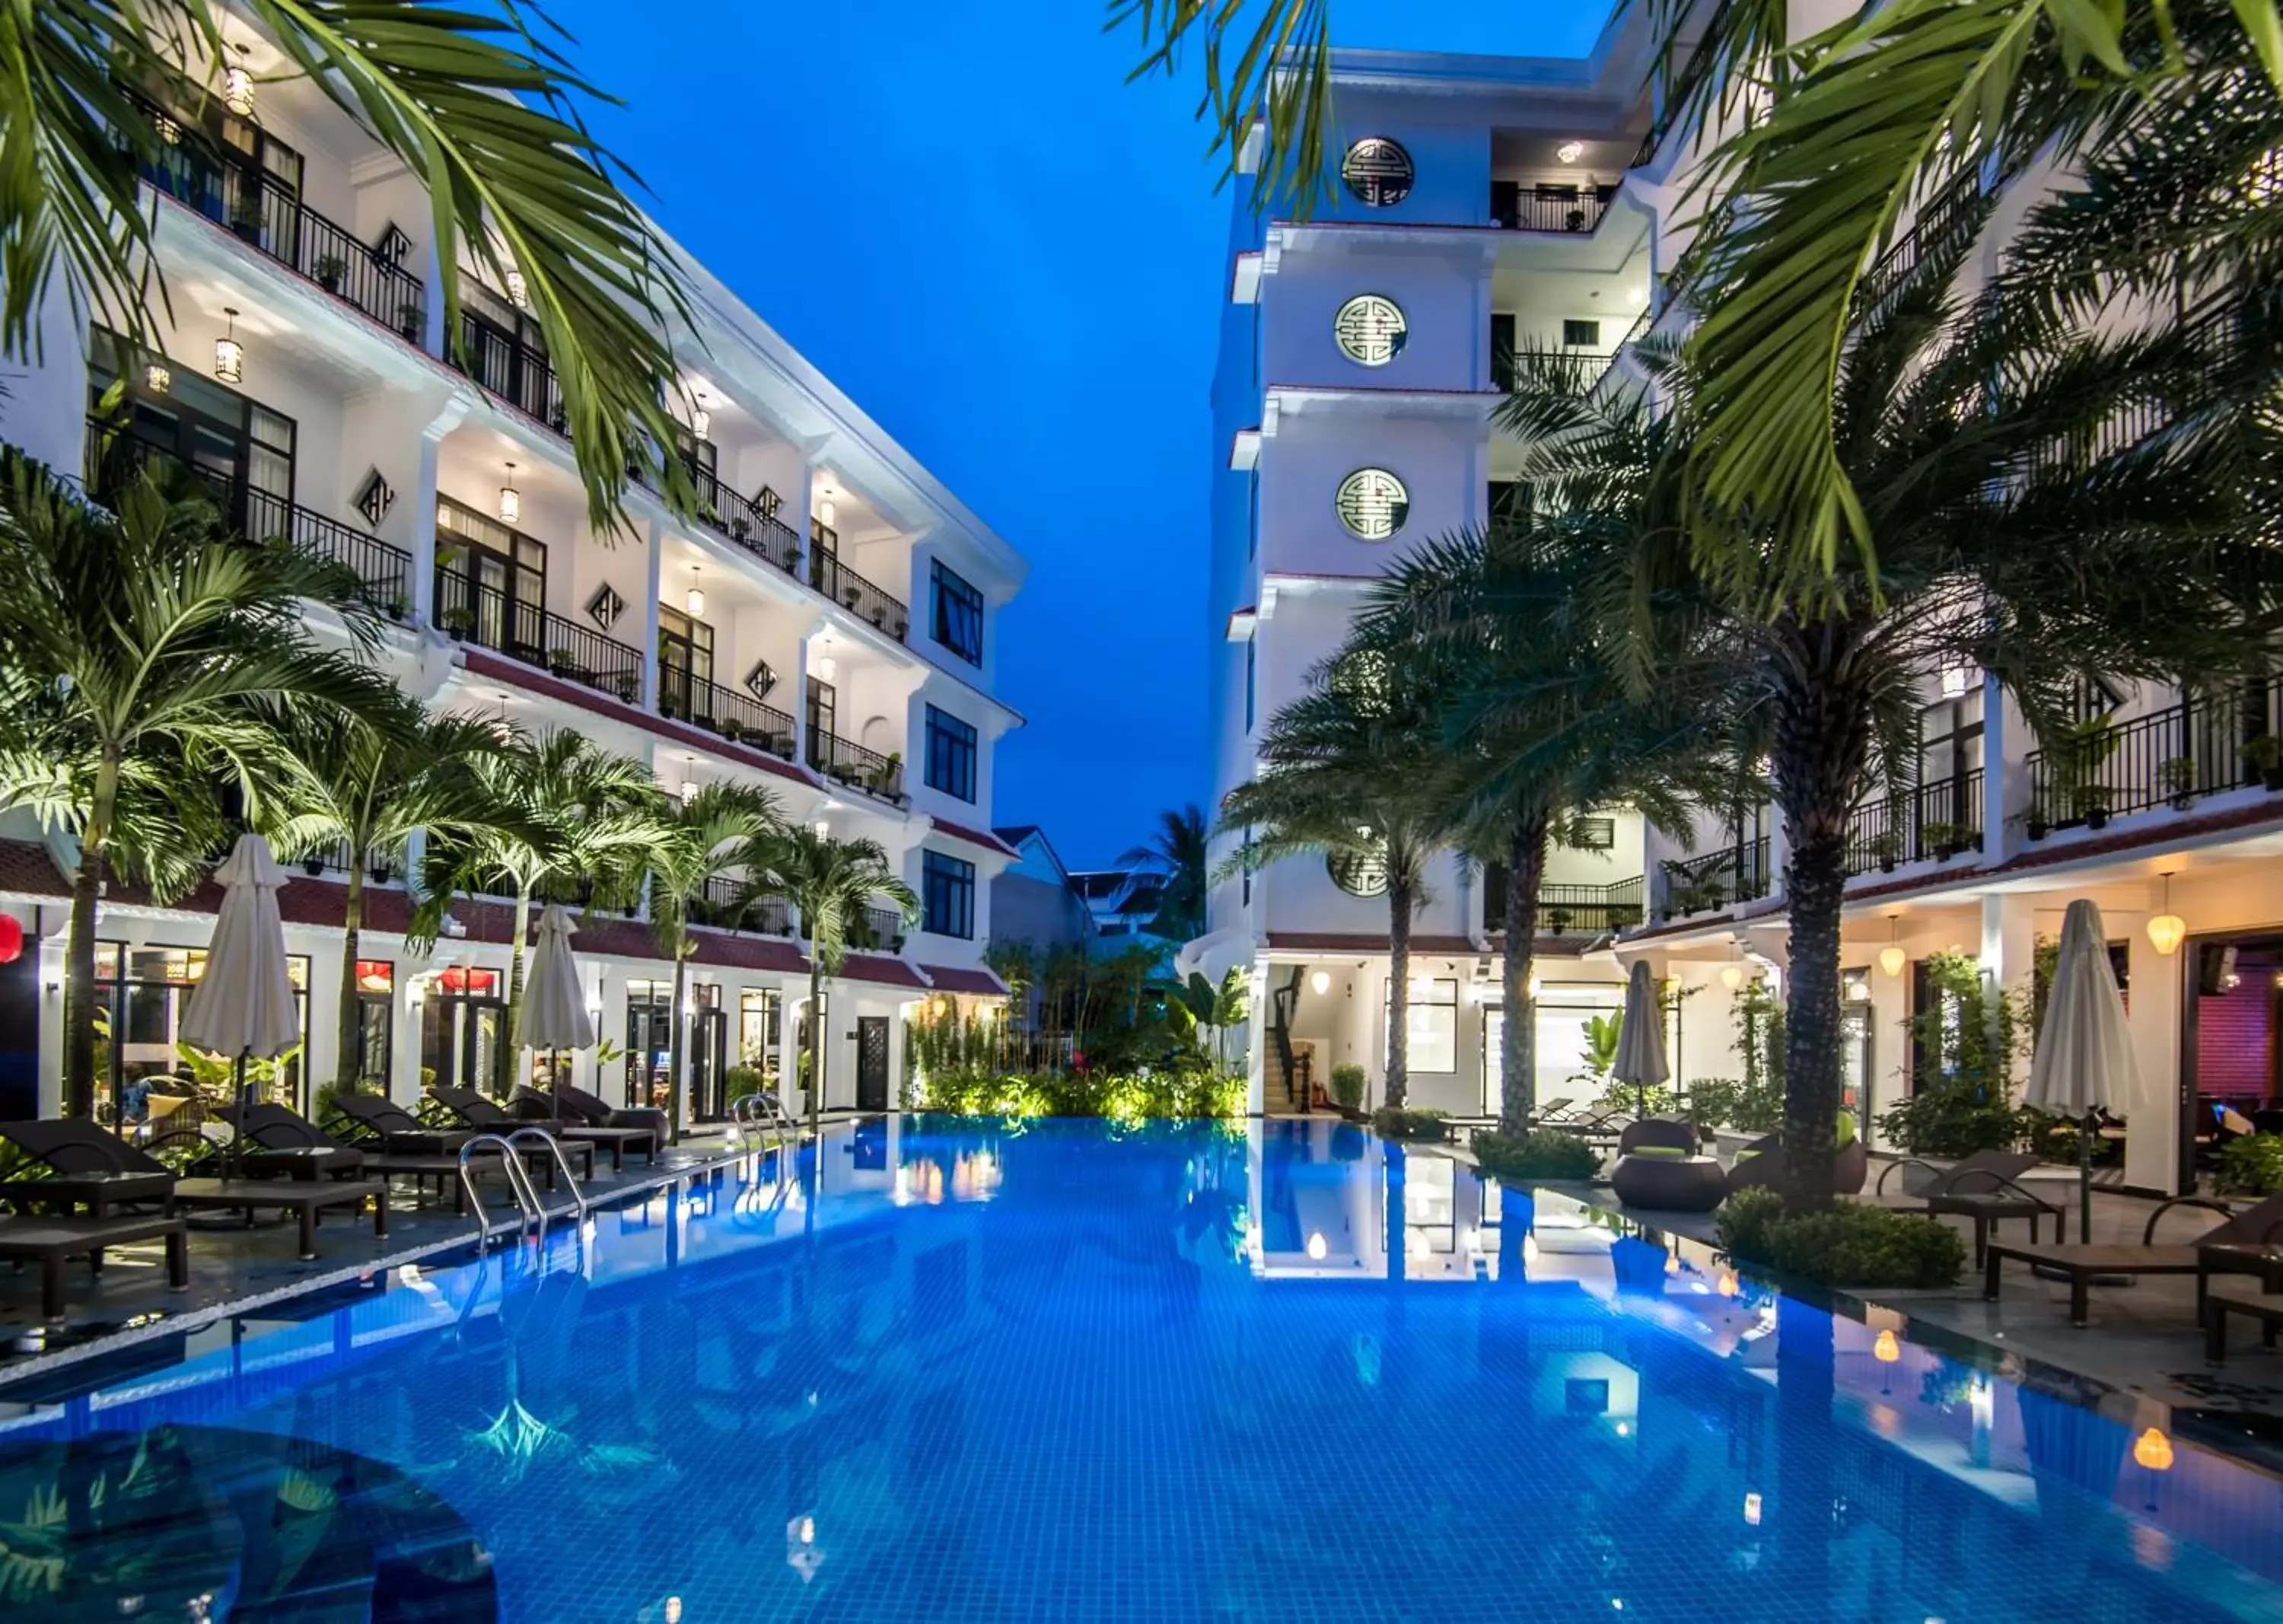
(1611, 1152, 1727, 1212)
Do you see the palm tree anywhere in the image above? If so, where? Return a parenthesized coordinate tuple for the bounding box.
(742, 828, 919, 1137)
(635, 782, 781, 1142)
(10, 1, 699, 527)
(1364, 511, 1745, 1136)
(269, 696, 527, 1091)
(418, 730, 667, 1089)
(1498, 196, 2282, 1201)
(1220, 623, 1453, 1109)
(1117, 804, 1209, 943)
(0, 453, 398, 1116)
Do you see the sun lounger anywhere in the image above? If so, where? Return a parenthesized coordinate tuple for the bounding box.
(2204, 1279, 2283, 1364)
(329, 1091, 479, 1155)
(0, 1119, 177, 1216)
(1984, 1193, 2283, 1327)
(0, 1211, 189, 1320)
(425, 1089, 601, 1183)
(433, 1086, 646, 1173)
(1867, 1150, 2065, 1261)
(225, 1102, 470, 1212)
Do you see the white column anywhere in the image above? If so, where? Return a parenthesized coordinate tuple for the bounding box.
(2125, 912, 2185, 1193)
(1983, 676, 2026, 861)
(639, 518, 665, 710)
(1979, 892, 2039, 1096)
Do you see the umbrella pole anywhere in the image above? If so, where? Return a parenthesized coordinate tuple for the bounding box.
(2079, 1109, 2095, 1245)
(229, 1046, 250, 1183)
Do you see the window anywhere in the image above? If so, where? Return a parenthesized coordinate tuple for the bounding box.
(352, 960, 393, 1087)
(1401, 975, 1458, 1075)
(931, 560, 984, 665)
(1245, 640, 1257, 731)
(923, 850, 976, 939)
(740, 989, 782, 1079)
(1562, 318, 1601, 348)
(1571, 816, 1616, 851)
(925, 705, 978, 803)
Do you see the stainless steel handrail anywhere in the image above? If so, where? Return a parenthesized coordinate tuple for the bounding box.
(507, 1126, 589, 1217)
(458, 1131, 543, 1246)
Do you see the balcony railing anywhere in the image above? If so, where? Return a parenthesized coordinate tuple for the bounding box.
(1657, 836, 1772, 922)
(693, 877, 792, 935)
(683, 462, 805, 574)
(1854, 167, 1983, 329)
(809, 550, 909, 642)
(1628, 0, 1731, 170)
(457, 287, 566, 435)
(807, 729, 905, 804)
(433, 564, 644, 702)
(849, 905, 908, 954)
(84, 419, 412, 609)
(1484, 868, 1645, 935)
(657, 666, 799, 759)
(1842, 771, 1985, 876)
(129, 97, 426, 342)
(1489, 181, 1619, 234)
(2024, 685, 2281, 835)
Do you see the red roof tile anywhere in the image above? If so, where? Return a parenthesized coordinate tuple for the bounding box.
(922, 963, 1009, 995)
(931, 818, 1020, 858)
(840, 954, 928, 989)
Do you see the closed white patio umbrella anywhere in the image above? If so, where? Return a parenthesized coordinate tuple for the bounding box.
(1612, 960, 1670, 1117)
(180, 834, 301, 1181)
(2027, 898, 2141, 1243)
(517, 903, 595, 1115)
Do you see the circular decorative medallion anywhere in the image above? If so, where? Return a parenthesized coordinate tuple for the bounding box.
(1335, 468, 1409, 540)
(1328, 847, 1389, 899)
(1341, 138, 1415, 207)
(1333, 295, 1407, 366)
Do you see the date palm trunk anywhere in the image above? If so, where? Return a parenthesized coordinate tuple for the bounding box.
(667, 944, 688, 1147)
(1499, 815, 1550, 1137)
(806, 957, 826, 1138)
(334, 861, 368, 1094)
(1384, 869, 1414, 1110)
(62, 755, 119, 1119)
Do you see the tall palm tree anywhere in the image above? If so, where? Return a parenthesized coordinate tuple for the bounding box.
(636, 782, 780, 1142)
(1501, 199, 2283, 1202)
(741, 828, 918, 1137)
(1364, 511, 1745, 1136)
(1117, 804, 1209, 943)
(1220, 623, 1453, 1109)
(418, 730, 666, 1087)
(8, 0, 698, 527)
(0, 452, 397, 1116)
(269, 696, 527, 1091)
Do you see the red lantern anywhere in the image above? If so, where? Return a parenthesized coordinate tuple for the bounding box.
(0, 915, 21, 965)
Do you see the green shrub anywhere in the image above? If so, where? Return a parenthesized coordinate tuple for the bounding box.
(914, 1066, 1240, 1122)
(1371, 1107, 1450, 1142)
(723, 1065, 769, 1108)
(1470, 1129, 1600, 1182)
(1718, 1187, 1965, 1288)
(1879, 950, 2033, 1157)
(1329, 1063, 1368, 1110)
(2218, 1132, 2283, 1196)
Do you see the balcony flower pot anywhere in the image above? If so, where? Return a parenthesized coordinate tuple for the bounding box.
(615, 675, 641, 704)
(842, 588, 861, 609)
(2025, 815, 2049, 841)
(396, 303, 423, 343)
(301, 857, 326, 877)
(869, 607, 887, 629)
(314, 254, 346, 293)
(730, 514, 752, 541)
(368, 860, 393, 884)
(438, 608, 473, 640)
(784, 550, 803, 575)
(892, 619, 908, 639)
(2246, 735, 2283, 789)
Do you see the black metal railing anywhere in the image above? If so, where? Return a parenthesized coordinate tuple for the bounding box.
(809, 551, 909, 642)
(693, 876, 792, 935)
(84, 419, 411, 609)
(128, 96, 426, 342)
(2014, 301, 2240, 486)
(1590, 306, 1654, 388)
(1485, 868, 1647, 935)
(457, 289, 566, 436)
(2024, 685, 2281, 834)
(1657, 836, 1772, 921)
(433, 564, 644, 701)
(1628, 0, 1732, 170)
(1489, 181, 1619, 234)
(807, 729, 905, 804)
(656, 666, 798, 759)
(849, 905, 908, 954)
(681, 459, 805, 574)
(1855, 167, 1983, 328)
(1842, 770, 1985, 875)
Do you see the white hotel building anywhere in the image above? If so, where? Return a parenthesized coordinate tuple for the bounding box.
(1196, 14, 2282, 1201)
(0, 35, 1024, 1129)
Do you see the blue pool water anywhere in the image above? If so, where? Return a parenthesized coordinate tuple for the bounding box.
(6, 1116, 2283, 1622)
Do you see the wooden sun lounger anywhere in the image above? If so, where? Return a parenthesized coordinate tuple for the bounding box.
(169, 1177, 388, 1261)
(0, 1212, 189, 1320)
(1982, 1193, 2283, 1326)
(2205, 1281, 2283, 1364)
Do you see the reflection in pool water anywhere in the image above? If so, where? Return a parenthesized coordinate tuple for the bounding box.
(4, 1116, 2281, 1622)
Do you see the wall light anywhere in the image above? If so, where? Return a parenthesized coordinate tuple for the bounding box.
(2148, 871, 2186, 957)
(498, 462, 521, 525)
(686, 566, 705, 619)
(1878, 911, 1907, 979)
(1310, 969, 1331, 995)
(505, 268, 530, 310)
(213, 308, 244, 384)
(144, 361, 171, 393)
(817, 655, 837, 683)
(223, 46, 255, 117)
(1555, 139, 1585, 163)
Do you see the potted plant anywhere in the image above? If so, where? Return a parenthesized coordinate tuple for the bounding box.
(438, 606, 473, 639)
(2019, 807, 2049, 842)
(2073, 782, 2114, 830)
(768, 731, 794, 758)
(784, 549, 803, 575)
(1565, 208, 1587, 231)
(385, 594, 409, 621)
(1919, 820, 1967, 860)
(368, 858, 393, 884)
(720, 717, 745, 744)
(730, 513, 753, 541)
(867, 751, 903, 799)
(615, 673, 641, 704)
(892, 618, 908, 639)
(842, 587, 861, 609)
(1545, 906, 1573, 935)
(230, 193, 263, 242)
(397, 302, 424, 343)
(2246, 733, 2283, 791)
(1868, 830, 1902, 873)
(2159, 755, 2196, 810)
(870, 607, 887, 629)
(313, 253, 346, 292)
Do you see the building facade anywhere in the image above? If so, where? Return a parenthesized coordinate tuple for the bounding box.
(0, 27, 1024, 1129)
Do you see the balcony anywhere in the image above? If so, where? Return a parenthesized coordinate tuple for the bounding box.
(129, 95, 425, 343)
(1489, 180, 1619, 234)
(1484, 868, 1645, 936)
(84, 420, 412, 609)
(1656, 837, 1772, 922)
(1842, 772, 1985, 877)
(807, 729, 905, 806)
(851, 905, 908, 954)
(808, 521, 909, 642)
(2023, 686, 2281, 836)
(457, 285, 566, 436)
(657, 666, 798, 761)
(433, 562, 644, 703)
(693, 877, 791, 935)
(683, 466, 805, 575)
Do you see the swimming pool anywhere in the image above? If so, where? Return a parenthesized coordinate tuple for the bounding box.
(5, 1116, 2282, 1622)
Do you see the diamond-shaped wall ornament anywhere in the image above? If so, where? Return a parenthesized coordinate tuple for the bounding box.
(745, 660, 778, 702)
(352, 468, 394, 528)
(586, 584, 626, 632)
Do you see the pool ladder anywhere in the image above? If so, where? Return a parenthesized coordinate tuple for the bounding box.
(459, 1127, 589, 1250)
(730, 1091, 799, 1192)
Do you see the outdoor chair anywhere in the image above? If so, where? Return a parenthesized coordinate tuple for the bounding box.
(514, 1080, 667, 1159)
(1867, 1149, 2066, 1263)
(1610, 1117, 1724, 1211)
(224, 1101, 470, 1212)
(0, 1210, 189, 1322)
(329, 1091, 478, 1156)
(425, 1088, 603, 1183)
(1985, 1192, 2283, 1328)
(1727, 1113, 1868, 1197)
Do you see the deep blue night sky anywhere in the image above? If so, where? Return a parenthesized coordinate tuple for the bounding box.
(549, 2, 1611, 868)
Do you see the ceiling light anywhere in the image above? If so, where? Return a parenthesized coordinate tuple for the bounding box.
(686, 567, 705, 619)
(818, 497, 836, 529)
(817, 655, 836, 682)
(212, 308, 243, 384)
(1556, 140, 1585, 164)
(1310, 970, 1331, 995)
(1878, 912, 1906, 978)
(2148, 871, 2186, 957)
(690, 390, 711, 438)
(1305, 1231, 1328, 1261)
(498, 462, 521, 525)
(223, 46, 255, 118)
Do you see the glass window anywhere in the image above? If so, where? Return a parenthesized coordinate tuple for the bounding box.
(931, 560, 984, 665)
(740, 989, 782, 1079)
(1403, 976, 1458, 1075)
(922, 850, 976, 940)
(352, 959, 393, 1087)
(925, 705, 978, 802)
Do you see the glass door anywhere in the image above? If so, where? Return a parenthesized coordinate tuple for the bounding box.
(658, 604, 715, 722)
(690, 994, 729, 1119)
(625, 980, 674, 1110)
(855, 1016, 890, 1112)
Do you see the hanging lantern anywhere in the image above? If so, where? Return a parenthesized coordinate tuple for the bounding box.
(1309, 970, 1330, 996)
(144, 361, 171, 393)
(505, 268, 530, 310)
(212, 307, 243, 384)
(0, 915, 22, 965)
(818, 496, 836, 529)
(2148, 871, 2186, 956)
(498, 462, 521, 525)
(223, 47, 255, 117)
(689, 390, 711, 438)
(1719, 962, 1745, 991)
(1878, 911, 1906, 978)
(686, 567, 705, 619)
